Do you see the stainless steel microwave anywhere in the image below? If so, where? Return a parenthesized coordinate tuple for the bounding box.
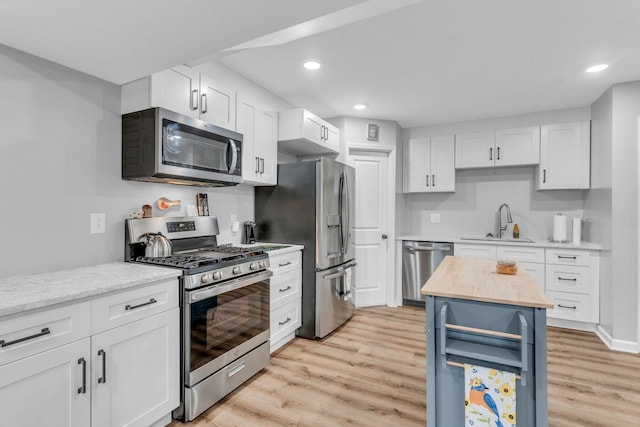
(122, 107, 243, 187)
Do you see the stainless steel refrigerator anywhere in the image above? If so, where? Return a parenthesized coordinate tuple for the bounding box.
(255, 158, 356, 339)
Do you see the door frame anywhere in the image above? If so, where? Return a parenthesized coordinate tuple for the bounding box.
(347, 143, 397, 308)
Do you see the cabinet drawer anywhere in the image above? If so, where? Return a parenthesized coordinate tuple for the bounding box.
(269, 251, 301, 274)
(0, 301, 91, 366)
(454, 244, 497, 259)
(545, 265, 590, 294)
(546, 248, 590, 266)
(497, 246, 544, 263)
(546, 291, 592, 323)
(270, 268, 301, 310)
(270, 300, 301, 347)
(91, 279, 178, 334)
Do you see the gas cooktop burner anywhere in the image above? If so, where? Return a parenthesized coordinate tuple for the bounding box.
(135, 254, 219, 269)
(203, 244, 260, 254)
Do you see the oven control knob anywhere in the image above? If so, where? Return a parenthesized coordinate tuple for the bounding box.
(213, 271, 223, 280)
(258, 261, 266, 269)
(201, 274, 212, 284)
(249, 262, 258, 271)
(232, 266, 241, 275)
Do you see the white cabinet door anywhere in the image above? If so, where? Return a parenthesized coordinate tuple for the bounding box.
(538, 121, 590, 189)
(0, 338, 91, 427)
(237, 94, 258, 182)
(302, 109, 324, 145)
(278, 108, 340, 155)
(254, 109, 278, 185)
(454, 244, 497, 258)
(405, 137, 430, 192)
(430, 135, 455, 192)
(325, 123, 340, 153)
(91, 309, 179, 427)
(150, 65, 200, 118)
(199, 75, 236, 130)
(455, 131, 495, 168)
(495, 126, 540, 166)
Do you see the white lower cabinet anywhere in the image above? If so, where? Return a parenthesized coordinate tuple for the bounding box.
(0, 338, 91, 427)
(268, 249, 302, 353)
(455, 243, 599, 328)
(0, 279, 180, 427)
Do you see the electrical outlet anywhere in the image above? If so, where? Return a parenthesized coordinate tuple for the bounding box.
(430, 213, 441, 223)
(90, 213, 106, 234)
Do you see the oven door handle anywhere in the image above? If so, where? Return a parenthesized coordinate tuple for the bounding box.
(189, 270, 273, 303)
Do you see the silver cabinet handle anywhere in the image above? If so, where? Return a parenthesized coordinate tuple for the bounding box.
(432, 174, 435, 187)
(228, 362, 246, 378)
(98, 349, 106, 384)
(0, 327, 50, 348)
(489, 147, 493, 160)
(279, 317, 292, 326)
(543, 169, 547, 183)
(77, 358, 87, 394)
(125, 298, 157, 311)
(497, 147, 501, 160)
(558, 277, 577, 282)
(426, 175, 429, 187)
(201, 93, 207, 114)
(191, 89, 199, 111)
(557, 304, 577, 310)
(279, 285, 292, 293)
(255, 157, 260, 174)
(260, 158, 264, 174)
(557, 255, 577, 260)
(279, 261, 292, 267)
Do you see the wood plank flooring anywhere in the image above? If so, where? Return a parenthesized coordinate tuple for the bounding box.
(171, 306, 640, 427)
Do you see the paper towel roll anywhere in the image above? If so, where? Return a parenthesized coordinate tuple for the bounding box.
(553, 213, 567, 242)
(572, 217, 582, 246)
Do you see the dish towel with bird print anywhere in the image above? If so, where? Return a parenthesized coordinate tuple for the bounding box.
(465, 363, 516, 427)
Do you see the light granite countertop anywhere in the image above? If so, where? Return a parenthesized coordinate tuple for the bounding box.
(397, 234, 602, 250)
(0, 263, 180, 318)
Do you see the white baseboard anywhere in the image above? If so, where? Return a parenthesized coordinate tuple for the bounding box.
(596, 325, 639, 354)
(547, 318, 597, 332)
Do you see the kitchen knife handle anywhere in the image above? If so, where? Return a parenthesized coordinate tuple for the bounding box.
(98, 349, 106, 384)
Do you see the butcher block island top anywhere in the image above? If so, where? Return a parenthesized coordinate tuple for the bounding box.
(421, 255, 553, 309)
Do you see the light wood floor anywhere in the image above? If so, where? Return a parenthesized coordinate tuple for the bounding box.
(171, 306, 640, 427)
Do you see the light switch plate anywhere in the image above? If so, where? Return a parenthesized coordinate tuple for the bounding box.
(90, 213, 106, 234)
(430, 213, 441, 223)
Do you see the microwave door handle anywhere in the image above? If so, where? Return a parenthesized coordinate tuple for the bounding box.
(227, 139, 238, 173)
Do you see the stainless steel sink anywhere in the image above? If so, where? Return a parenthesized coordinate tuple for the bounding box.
(460, 236, 535, 243)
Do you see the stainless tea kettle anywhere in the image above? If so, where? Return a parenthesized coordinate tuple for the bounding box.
(139, 232, 173, 257)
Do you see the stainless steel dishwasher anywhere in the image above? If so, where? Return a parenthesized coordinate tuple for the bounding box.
(402, 241, 454, 306)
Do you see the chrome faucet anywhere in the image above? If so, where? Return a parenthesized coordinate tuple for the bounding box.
(497, 203, 513, 239)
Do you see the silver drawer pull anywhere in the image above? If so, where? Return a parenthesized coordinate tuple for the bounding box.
(279, 285, 292, 293)
(557, 255, 577, 260)
(557, 304, 577, 310)
(125, 298, 157, 311)
(279, 261, 292, 267)
(279, 317, 292, 326)
(0, 327, 51, 348)
(558, 277, 577, 282)
(228, 362, 246, 378)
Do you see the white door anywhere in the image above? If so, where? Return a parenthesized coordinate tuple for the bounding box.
(349, 150, 390, 307)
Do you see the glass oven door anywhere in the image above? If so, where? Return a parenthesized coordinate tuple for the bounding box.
(184, 271, 271, 386)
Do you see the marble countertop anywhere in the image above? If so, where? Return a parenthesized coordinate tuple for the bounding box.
(397, 234, 602, 250)
(0, 263, 180, 318)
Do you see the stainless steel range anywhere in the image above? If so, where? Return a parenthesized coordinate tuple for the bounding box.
(125, 216, 271, 422)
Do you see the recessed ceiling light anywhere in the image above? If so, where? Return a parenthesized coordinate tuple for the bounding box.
(353, 104, 368, 110)
(586, 64, 608, 73)
(303, 60, 321, 71)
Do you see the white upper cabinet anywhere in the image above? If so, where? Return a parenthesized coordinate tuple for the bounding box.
(236, 93, 278, 186)
(278, 108, 340, 155)
(455, 131, 495, 168)
(121, 65, 236, 131)
(455, 126, 540, 168)
(537, 121, 590, 190)
(404, 135, 455, 193)
(494, 126, 540, 166)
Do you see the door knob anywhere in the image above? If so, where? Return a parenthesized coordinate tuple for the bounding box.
(382, 234, 388, 239)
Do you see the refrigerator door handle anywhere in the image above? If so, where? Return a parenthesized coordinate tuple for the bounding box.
(344, 171, 351, 252)
(338, 172, 345, 254)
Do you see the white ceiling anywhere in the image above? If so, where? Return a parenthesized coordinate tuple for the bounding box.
(2, 0, 640, 128)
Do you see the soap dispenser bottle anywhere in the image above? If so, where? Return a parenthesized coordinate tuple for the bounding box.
(513, 224, 520, 239)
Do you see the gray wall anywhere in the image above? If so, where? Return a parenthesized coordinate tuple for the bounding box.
(0, 46, 285, 279)
(586, 81, 640, 344)
(399, 107, 591, 241)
